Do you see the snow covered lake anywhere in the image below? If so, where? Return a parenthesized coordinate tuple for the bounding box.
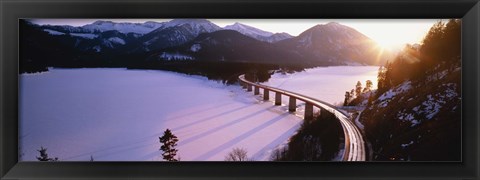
(19, 66, 378, 161)
(19, 68, 302, 161)
(263, 66, 379, 105)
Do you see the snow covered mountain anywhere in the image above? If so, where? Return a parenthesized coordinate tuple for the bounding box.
(148, 30, 301, 65)
(224, 22, 293, 43)
(41, 21, 164, 36)
(224, 22, 273, 38)
(276, 22, 391, 65)
(136, 19, 222, 52)
(22, 19, 392, 73)
(81, 20, 164, 35)
(163, 19, 221, 35)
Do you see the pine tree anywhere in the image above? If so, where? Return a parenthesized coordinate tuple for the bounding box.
(364, 80, 373, 92)
(159, 129, 179, 161)
(355, 81, 363, 97)
(36, 146, 58, 161)
(344, 91, 351, 106)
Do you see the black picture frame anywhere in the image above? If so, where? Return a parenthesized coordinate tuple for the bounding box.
(1, 0, 479, 179)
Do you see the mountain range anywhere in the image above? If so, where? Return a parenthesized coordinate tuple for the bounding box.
(20, 19, 392, 73)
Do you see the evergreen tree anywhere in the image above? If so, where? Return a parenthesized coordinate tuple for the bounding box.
(364, 80, 373, 92)
(377, 65, 386, 93)
(367, 93, 374, 106)
(420, 19, 461, 71)
(355, 81, 363, 97)
(350, 89, 355, 99)
(36, 146, 58, 161)
(159, 129, 179, 161)
(344, 91, 351, 106)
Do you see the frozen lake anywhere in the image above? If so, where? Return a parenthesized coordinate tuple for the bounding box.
(264, 66, 379, 105)
(19, 66, 378, 161)
(19, 68, 302, 161)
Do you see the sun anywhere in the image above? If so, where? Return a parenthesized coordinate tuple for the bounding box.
(373, 38, 406, 51)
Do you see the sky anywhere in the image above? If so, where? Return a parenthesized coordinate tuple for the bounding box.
(30, 19, 440, 50)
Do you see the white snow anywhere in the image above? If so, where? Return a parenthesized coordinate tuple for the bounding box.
(223, 22, 291, 42)
(224, 22, 274, 37)
(376, 81, 412, 108)
(70, 33, 98, 39)
(82, 21, 164, 35)
(354, 111, 365, 130)
(410, 120, 420, 127)
(159, 52, 194, 61)
(143, 36, 159, 46)
(108, 37, 126, 45)
(422, 95, 442, 119)
(378, 81, 411, 101)
(190, 44, 201, 52)
(401, 141, 414, 149)
(262, 66, 379, 105)
(43, 29, 65, 35)
(19, 68, 302, 161)
(164, 19, 221, 35)
(93, 46, 101, 52)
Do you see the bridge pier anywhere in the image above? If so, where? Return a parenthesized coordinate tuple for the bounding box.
(275, 92, 281, 105)
(263, 89, 269, 100)
(289, 97, 296, 112)
(247, 84, 252, 92)
(304, 103, 314, 121)
(254, 86, 260, 95)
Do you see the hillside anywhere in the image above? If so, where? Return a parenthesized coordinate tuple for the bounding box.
(356, 20, 461, 161)
(146, 30, 313, 66)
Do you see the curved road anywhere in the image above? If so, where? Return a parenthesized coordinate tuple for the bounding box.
(239, 75, 366, 161)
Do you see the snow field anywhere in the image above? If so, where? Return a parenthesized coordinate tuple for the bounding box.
(262, 66, 379, 105)
(19, 68, 303, 161)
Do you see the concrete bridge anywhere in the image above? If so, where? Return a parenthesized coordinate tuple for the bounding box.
(238, 74, 366, 161)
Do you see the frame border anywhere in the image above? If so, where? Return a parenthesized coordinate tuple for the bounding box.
(1, 0, 479, 179)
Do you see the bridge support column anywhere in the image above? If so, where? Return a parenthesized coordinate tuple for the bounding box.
(304, 103, 314, 121)
(254, 86, 260, 95)
(275, 92, 281, 105)
(247, 84, 252, 92)
(263, 89, 269, 100)
(289, 97, 296, 112)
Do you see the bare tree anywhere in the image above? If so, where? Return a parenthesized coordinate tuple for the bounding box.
(225, 147, 249, 161)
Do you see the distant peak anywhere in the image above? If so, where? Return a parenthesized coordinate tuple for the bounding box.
(326, 22, 340, 25)
(144, 21, 159, 24)
(92, 20, 114, 25)
(168, 19, 211, 25)
(225, 22, 247, 29)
